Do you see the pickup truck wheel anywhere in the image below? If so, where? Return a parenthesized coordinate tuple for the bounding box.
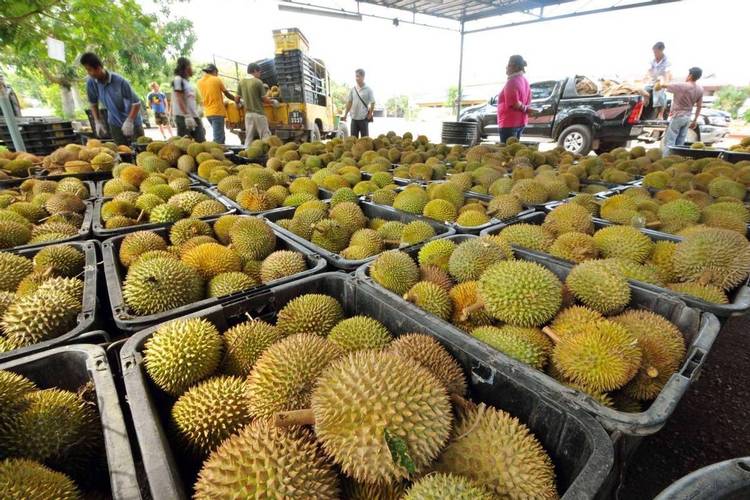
(559, 125, 593, 155)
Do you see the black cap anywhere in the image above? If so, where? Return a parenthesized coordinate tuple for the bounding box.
(202, 63, 218, 73)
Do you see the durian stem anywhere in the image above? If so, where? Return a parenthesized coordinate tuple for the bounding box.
(274, 409, 316, 427)
(698, 271, 712, 286)
(645, 221, 661, 228)
(450, 393, 476, 412)
(383, 239, 400, 246)
(136, 210, 145, 222)
(459, 300, 484, 322)
(646, 366, 659, 378)
(542, 326, 561, 344)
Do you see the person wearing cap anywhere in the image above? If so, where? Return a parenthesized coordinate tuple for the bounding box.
(497, 54, 532, 144)
(656, 66, 703, 156)
(146, 82, 172, 140)
(237, 63, 278, 146)
(197, 63, 237, 144)
(646, 42, 672, 120)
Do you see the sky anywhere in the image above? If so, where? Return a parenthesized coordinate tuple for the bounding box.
(142, 0, 747, 103)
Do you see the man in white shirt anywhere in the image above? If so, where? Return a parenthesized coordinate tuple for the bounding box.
(646, 41, 672, 120)
(343, 69, 375, 138)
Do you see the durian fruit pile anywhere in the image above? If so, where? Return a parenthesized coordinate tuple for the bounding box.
(0, 178, 90, 248)
(358, 182, 523, 228)
(495, 203, 750, 304)
(212, 166, 329, 212)
(0, 244, 86, 353)
(369, 236, 689, 411)
(134, 136, 225, 174)
(728, 137, 750, 153)
(0, 150, 42, 179)
(600, 184, 749, 236)
(118, 217, 308, 315)
(100, 168, 227, 230)
(0, 370, 105, 497)
(273, 198, 437, 258)
(41, 138, 123, 175)
(140, 295, 558, 498)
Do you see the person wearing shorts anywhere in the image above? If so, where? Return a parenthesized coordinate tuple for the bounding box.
(646, 42, 672, 120)
(147, 82, 172, 139)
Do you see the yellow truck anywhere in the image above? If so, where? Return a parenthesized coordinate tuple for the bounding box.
(221, 28, 336, 143)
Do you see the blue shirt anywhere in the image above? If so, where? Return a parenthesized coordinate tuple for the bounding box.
(86, 71, 142, 127)
(147, 91, 166, 113)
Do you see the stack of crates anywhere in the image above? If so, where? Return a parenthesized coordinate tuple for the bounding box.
(272, 28, 327, 106)
(252, 57, 278, 87)
(0, 117, 78, 155)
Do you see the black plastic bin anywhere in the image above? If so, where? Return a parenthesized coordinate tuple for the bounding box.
(0, 177, 97, 200)
(654, 457, 750, 499)
(356, 234, 721, 437)
(264, 199, 456, 270)
(0, 343, 141, 499)
(721, 150, 750, 164)
(0, 240, 99, 362)
(215, 186, 330, 217)
(119, 272, 614, 499)
(92, 186, 235, 238)
(0, 200, 93, 253)
(102, 216, 327, 332)
(480, 211, 750, 318)
(669, 145, 724, 159)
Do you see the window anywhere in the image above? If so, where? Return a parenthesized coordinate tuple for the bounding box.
(531, 81, 557, 100)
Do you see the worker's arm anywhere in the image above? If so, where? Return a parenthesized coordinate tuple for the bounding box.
(127, 101, 140, 121)
(691, 98, 702, 129)
(90, 104, 101, 123)
(87, 79, 108, 136)
(367, 91, 375, 118)
(220, 81, 236, 102)
(343, 91, 352, 119)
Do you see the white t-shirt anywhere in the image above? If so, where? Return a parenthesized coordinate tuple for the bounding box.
(172, 75, 199, 117)
(348, 85, 374, 120)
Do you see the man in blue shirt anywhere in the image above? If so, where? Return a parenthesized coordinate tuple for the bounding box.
(81, 52, 144, 145)
(146, 82, 172, 140)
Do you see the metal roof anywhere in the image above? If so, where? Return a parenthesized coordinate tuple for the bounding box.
(358, 0, 576, 23)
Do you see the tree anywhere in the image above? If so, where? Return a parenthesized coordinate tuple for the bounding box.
(714, 85, 750, 118)
(330, 80, 349, 115)
(0, 0, 195, 117)
(385, 95, 408, 117)
(446, 85, 458, 109)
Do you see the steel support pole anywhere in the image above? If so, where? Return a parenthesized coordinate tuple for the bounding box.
(0, 82, 25, 152)
(455, 21, 465, 120)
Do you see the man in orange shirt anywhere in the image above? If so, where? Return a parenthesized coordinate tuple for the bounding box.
(196, 64, 237, 144)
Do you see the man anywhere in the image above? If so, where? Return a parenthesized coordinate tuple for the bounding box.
(343, 69, 374, 138)
(146, 82, 172, 139)
(646, 42, 671, 120)
(656, 66, 703, 156)
(80, 52, 144, 145)
(196, 63, 237, 144)
(497, 55, 532, 144)
(237, 63, 276, 147)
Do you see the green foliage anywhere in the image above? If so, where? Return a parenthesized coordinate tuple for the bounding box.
(714, 85, 750, 118)
(0, 0, 196, 116)
(330, 79, 350, 115)
(385, 95, 409, 118)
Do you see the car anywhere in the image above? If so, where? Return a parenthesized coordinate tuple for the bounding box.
(459, 76, 647, 155)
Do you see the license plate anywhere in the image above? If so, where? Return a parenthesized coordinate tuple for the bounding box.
(631, 126, 643, 135)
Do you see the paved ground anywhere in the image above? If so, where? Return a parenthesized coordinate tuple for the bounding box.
(619, 314, 750, 498)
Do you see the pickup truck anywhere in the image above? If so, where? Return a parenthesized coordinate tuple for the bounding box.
(459, 76, 647, 155)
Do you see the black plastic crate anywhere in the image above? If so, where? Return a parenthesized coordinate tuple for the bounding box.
(217, 186, 330, 217)
(102, 216, 327, 332)
(355, 234, 721, 437)
(721, 150, 750, 163)
(0, 240, 99, 362)
(488, 211, 750, 318)
(264, 199, 456, 270)
(669, 145, 724, 159)
(0, 343, 141, 499)
(0, 200, 93, 253)
(92, 186, 236, 238)
(654, 456, 750, 499)
(0, 177, 97, 200)
(280, 86, 317, 104)
(119, 272, 614, 499)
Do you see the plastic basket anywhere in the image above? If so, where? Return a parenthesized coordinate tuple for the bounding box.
(0, 240, 99, 362)
(92, 187, 236, 238)
(263, 199, 456, 270)
(213, 186, 330, 217)
(355, 234, 721, 437)
(119, 272, 614, 499)
(272, 29, 309, 54)
(654, 457, 750, 499)
(101, 216, 327, 332)
(0, 200, 93, 253)
(0, 343, 141, 499)
(481, 211, 750, 318)
(720, 150, 750, 163)
(0, 177, 97, 200)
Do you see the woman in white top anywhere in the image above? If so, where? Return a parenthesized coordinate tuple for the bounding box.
(172, 57, 205, 141)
